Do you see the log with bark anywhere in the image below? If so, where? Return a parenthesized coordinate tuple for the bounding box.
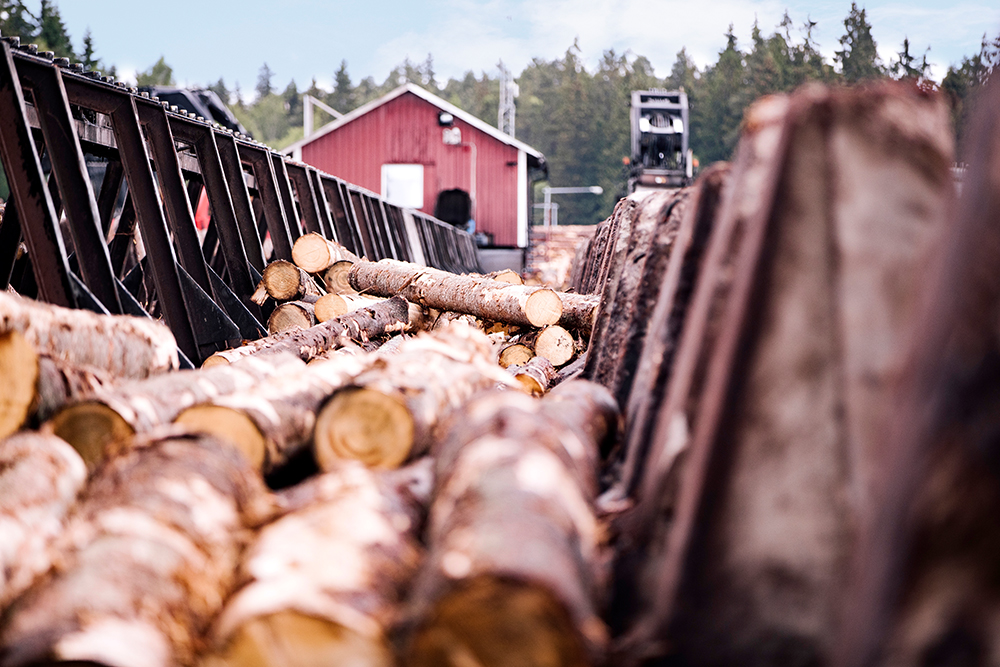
(202, 295, 411, 367)
(0, 289, 178, 379)
(174, 353, 369, 473)
(614, 164, 729, 494)
(530, 325, 578, 368)
(349, 258, 564, 327)
(252, 260, 324, 305)
(321, 260, 357, 295)
(404, 380, 618, 667)
(584, 188, 689, 407)
(836, 75, 1000, 667)
(613, 83, 955, 666)
(507, 356, 557, 396)
(558, 292, 600, 339)
(47, 352, 306, 467)
(0, 431, 87, 611)
(314, 323, 517, 470)
(314, 293, 384, 323)
(202, 460, 426, 667)
(291, 232, 361, 274)
(486, 269, 523, 285)
(0, 331, 110, 439)
(0, 430, 273, 667)
(267, 298, 318, 334)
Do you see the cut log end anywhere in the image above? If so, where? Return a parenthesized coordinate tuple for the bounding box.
(174, 405, 267, 471)
(534, 326, 576, 367)
(314, 387, 414, 470)
(201, 354, 231, 369)
(263, 260, 308, 301)
(322, 261, 356, 295)
(491, 269, 523, 285)
(48, 401, 135, 467)
(408, 576, 589, 667)
(0, 329, 40, 439)
(268, 302, 316, 335)
(292, 233, 335, 274)
(498, 343, 534, 369)
(314, 294, 348, 323)
(524, 289, 563, 327)
(206, 610, 393, 667)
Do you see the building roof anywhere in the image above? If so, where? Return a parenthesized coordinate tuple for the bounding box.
(284, 82, 545, 167)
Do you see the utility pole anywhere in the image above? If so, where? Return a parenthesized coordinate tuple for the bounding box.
(498, 61, 517, 138)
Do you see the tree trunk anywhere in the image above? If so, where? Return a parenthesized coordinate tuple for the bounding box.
(314, 324, 516, 470)
(567, 235, 592, 294)
(0, 432, 272, 667)
(202, 295, 411, 367)
(202, 461, 425, 667)
(486, 269, 523, 285)
(320, 260, 357, 295)
(291, 233, 361, 274)
(616, 85, 955, 666)
(174, 352, 369, 473)
(558, 292, 600, 339)
(349, 259, 564, 327)
(253, 260, 324, 305)
(497, 342, 534, 369)
(314, 294, 385, 323)
(0, 290, 178, 379)
(616, 164, 728, 495)
(267, 299, 318, 335)
(47, 352, 306, 467)
(508, 356, 557, 396)
(584, 190, 684, 397)
(404, 380, 618, 667)
(0, 431, 87, 610)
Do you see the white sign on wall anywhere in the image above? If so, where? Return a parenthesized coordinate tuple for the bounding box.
(381, 164, 424, 209)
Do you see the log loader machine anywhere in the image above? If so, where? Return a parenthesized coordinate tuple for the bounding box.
(627, 89, 693, 195)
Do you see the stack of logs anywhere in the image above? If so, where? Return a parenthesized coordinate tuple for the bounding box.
(3, 76, 1000, 667)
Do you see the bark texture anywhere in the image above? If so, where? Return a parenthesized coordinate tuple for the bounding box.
(202, 295, 411, 367)
(314, 323, 516, 470)
(0, 431, 273, 667)
(175, 353, 369, 472)
(508, 356, 557, 396)
(405, 380, 618, 667)
(203, 461, 424, 667)
(48, 353, 306, 467)
(0, 431, 87, 610)
(349, 259, 564, 327)
(616, 84, 955, 666)
(0, 290, 178, 379)
(557, 292, 600, 339)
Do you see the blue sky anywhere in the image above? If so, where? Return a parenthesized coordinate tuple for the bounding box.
(54, 0, 1000, 96)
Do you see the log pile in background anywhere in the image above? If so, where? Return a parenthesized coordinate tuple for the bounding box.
(2, 77, 999, 667)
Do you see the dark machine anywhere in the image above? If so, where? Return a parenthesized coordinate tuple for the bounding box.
(628, 89, 693, 194)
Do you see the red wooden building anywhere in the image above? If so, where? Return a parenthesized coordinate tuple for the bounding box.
(286, 83, 546, 249)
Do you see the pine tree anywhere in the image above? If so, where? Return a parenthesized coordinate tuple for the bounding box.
(836, 3, 883, 82)
(36, 0, 73, 59)
(0, 0, 35, 43)
(136, 56, 174, 87)
(282, 79, 301, 121)
(255, 63, 274, 100)
(330, 60, 355, 112)
(207, 77, 229, 104)
(890, 37, 931, 80)
(695, 25, 746, 163)
(80, 28, 98, 70)
(666, 47, 699, 92)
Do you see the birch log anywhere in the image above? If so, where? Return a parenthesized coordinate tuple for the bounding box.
(175, 353, 369, 472)
(0, 290, 178, 379)
(291, 233, 361, 274)
(202, 461, 424, 667)
(508, 356, 557, 396)
(0, 432, 87, 611)
(0, 431, 273, 667)
(349, 259, 564, 327)
(202, 295, 411, 367)
(404, 381, 618, 667)
(253, 260, 324, 304)
(48, 353, 306, 467)
(314, 324, 516, 470)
